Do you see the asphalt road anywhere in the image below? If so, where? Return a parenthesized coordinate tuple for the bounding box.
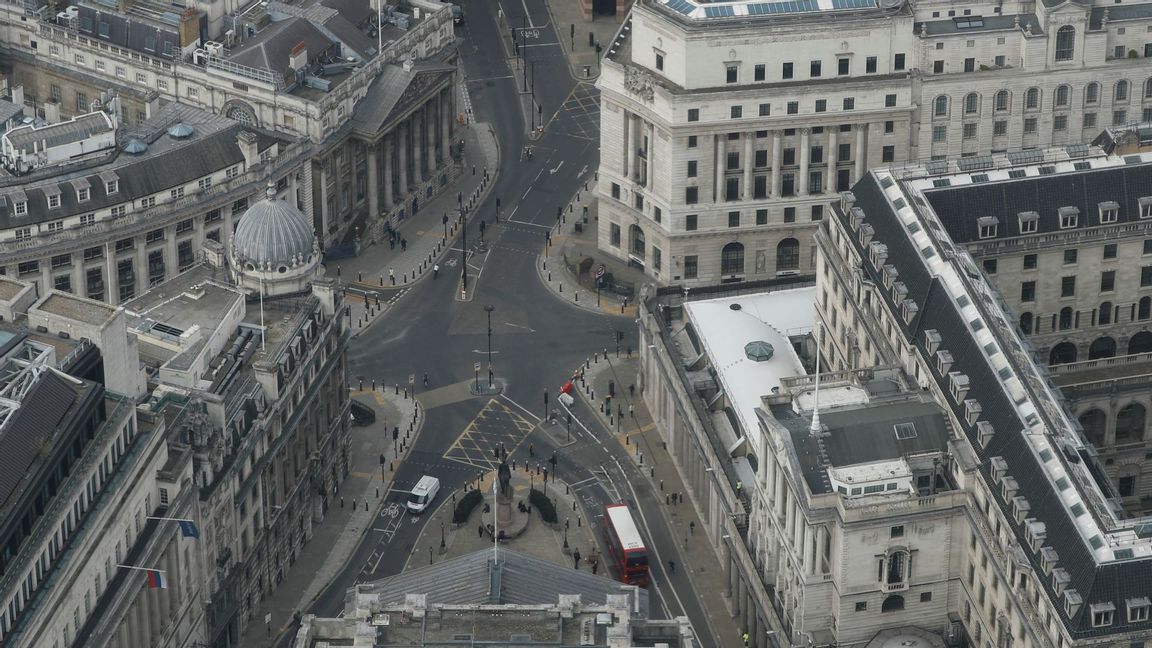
(296, 2, 720, 646)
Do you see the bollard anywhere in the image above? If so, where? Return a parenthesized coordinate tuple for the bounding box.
(543, 259, 547, 270)
(371, 379, 376, 391)
(559, 283, 563, 293)
(395, 384, 399, 395)
(376, 488, 380, 498)
(574, 292, 578, 302)
(358, 272, 362, 282)
(577, 517, 582, 527)
(650, 467, 655, 478)
(572, 500, 577, 511)
(590, 389, 595, 400)
(548, 271, 552, 281)
(639, 453, 644, 465)
(660, 479, 664, 491)
(359, 379, 363, 391)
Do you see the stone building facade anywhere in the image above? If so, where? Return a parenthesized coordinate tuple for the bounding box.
(597, 0, 1152, 285)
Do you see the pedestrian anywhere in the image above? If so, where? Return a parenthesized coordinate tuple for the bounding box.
(433, 264, 439, 278)
(743, 631, 750, 646)
(627, 346, 632, 358)
(401, 238, 407, 251)
(668, 560, 675, 574)
(674, 492, 680, 506)
(665, 494, 670, 505)
(573, 549, 582, 569)
(529, 443, 535, 457)
(628, 404, 634, 418)
(690, 521, 696, 535)
(543, 467, 549, 483)
(478, 524, 484, 538)
(389, 237, 395, 250)
(736, 481, 743, 496)
(423, 372, 429, 387)
(629, 384, 635, 397)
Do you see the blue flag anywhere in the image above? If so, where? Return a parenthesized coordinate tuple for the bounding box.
(178, 520, 200, 539)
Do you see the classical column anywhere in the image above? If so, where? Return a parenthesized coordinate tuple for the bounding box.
(817, 525, 829, 573)
(624, 112, 635, 178)
(126, 598, 142, 648)
(771, 131, 782, 198)
(798, 128, 810, 197)
(742, 132, 753, 201)
(714, 134, 725, 202)
(104, 243, 118, 304)
(165, 224, 178, 274)
(134, 239, 146, 292)
(440, 89, 451, 162)
(425, 102, 436, 175)
(398, 121, 409, 198)
(383, 135, 394, 210)
(318, 162, 332, 236)
(855, 123, 868, 180)
(827, 128, 838, 188)
(71, 260, 83, 297)
(412, 110, 423, 184)
(367, 140, 379, 218)
(646, 122, 655, 187)
(804, 526, 816, 575)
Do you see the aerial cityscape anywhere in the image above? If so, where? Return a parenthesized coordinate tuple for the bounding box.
(0, 0, 1148, 645)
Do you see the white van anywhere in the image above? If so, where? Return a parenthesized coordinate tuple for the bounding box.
(406, 475, 440, 514)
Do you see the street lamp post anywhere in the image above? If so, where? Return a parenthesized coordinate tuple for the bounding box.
(440, 521, 446, 550)
(484, 305, 495, 387)
(428, 545, 433, 565)
(459, 193, 467, 296)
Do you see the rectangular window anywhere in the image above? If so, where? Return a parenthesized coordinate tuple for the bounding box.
(1101, 271, 1116, 292)
(611, 183, 621, 199)
(933, 60, 944, 74)
(993, 121, 1007, 136)
(727, 152, 740, 170)
(726, 65, 738, 83)
(1054, 115, 1067, 131)
(983, 259, 997, 274)
(894, 53, 905, 70)
(756, 209, 767, 225)
(784, 207, 796, 223)
(963, 123, 977, 139)
(811, 205, 823, 221)
(1064, 249, 1078, 264)
(994, 55, 1005, 67)
(885, 94, 897, 107)
(655, 53, 664, 71)
(687, 109, 699, 122)
(1061, 276, 1076, 297)
(728, 211, 740, 227)
(1021, 281, 1036, 301)
(782, 62, 793, 79)
(198, 177, 213, 190)
(1023, 254, 1037, 269)
(837, 58, 849, 75)
(653, 206, 661, 223)
(787, 101, 798, 115)
(610, 223, 621, 247)
(687, 161, 697, 178)
(1114, 110, 1128, 126)
(866, 56, 877, 73)
(1083, 113, 1097, 129)
(730, 105, 742, 119)
(684, 255, 698, 279)
(815, 99, 826, 113)
(932, 125, 947, 143)
(843, 97, 855, 110)
(685, 214, 697, 231)
(685, 187, 698, 204)
(1143, 266, 1152, 287)
(810, 60, 821, 77)
(1024, 118, 1037, 134)
(882, 146, 894, 162)
(687, 135, 697, 148)
(963, 58, 975, 72)
(1060, 208, 1079, 229)
(754, 64, 765, 81)
(1104, 243, 1117, 259)
(758, 103, 770, 117)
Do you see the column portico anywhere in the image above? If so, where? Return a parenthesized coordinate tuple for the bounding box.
(398, 121, 409, 199)
(771, 131, 782, 197)
(855, 123, 868, 181)
(383, 134, 394, 209)
(742, 132, 753, 200)
(714, 134, 725, 202)
(425, 102, 436, 175)
(440, 89, 451, 162)
(798, 128, 810, 197)
(412, 111, 423, 184)
(367, 141, 379, 219)
(827, 128, 838, 188)
(625, 112, 636, 179)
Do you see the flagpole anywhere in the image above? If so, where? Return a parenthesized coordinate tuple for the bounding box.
(492, 475, 498, 565)
(146, 516, 195, 522)
(116, 565, 167, 573)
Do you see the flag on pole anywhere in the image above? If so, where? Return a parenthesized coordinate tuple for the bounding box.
(145, 569, 168, 589)
(177, 520, 200, 539)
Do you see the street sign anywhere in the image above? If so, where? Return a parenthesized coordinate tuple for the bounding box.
(595, 265, 606, 278)
(265, 613, 272, 624)
(474, 362, 481, 371)
(408, 373, 415, 385)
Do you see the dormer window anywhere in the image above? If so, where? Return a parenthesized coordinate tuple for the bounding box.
(976, 421, 995, 447)
(964, 399, 982, 426)
(978, 216, 998, 239)
(1140, 197, 1152, 220)
(1001, 475, 1019, 501)
(1091, 602, 1115, 627)
(935, 349, 953, 375)
(78, 187, 89, 202)
(106, 179, 119, 194)
(1040, 546, 1059, 575)
(14, 201, 27, 216)
(901, 299, 918, 324)
(1127, 597, 1150, 623)
(924, 329, 941, 354)
(1058, 206, 1079, 229)
(1018, 211, 1039, 233)
(47, 193, 60, 209)
(1052, 568, 1070, 595)
(1025, 519, 1046, 551)
(948, 371, 969, 402)
(1012, 495, 1030, 523)
(1098, 201, 1119, 224)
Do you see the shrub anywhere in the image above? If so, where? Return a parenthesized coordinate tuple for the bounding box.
(453, 488, 483, 524)
(529, 488, 557, 524)
(1128, 49, 1139, 59)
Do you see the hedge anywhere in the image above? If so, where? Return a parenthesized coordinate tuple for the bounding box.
(453, 488, 483, 524)
(529, 488, 557, 524)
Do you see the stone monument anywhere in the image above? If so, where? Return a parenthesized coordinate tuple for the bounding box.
(496, 458, 513, 531)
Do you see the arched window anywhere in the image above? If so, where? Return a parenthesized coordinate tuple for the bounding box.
(1099, 301, 1113, 326)
(1019, 312, 1033, 334)
(933, 95, 949, 117)
(1089, 336, 1116, 360)
(1025, 88, 1040, 110)
(1116, 403, 1146, 443)
(1050, 342, 1078, 365)
(721, 242, 745, 276)
(776, 238, 799, 271)
(884, 550, 909, 584)
(1116, 80, 1129, 102)
(1079, 409, 1107, 447)
(1085, 82, 1100, 105)
(1059, 307, 1074, 330)
(1129, 331, 1152, 354)
(994, 90, 1010, 112)
(1055, 85, 1070, 107)
(1055, 25, 1076, 61)
(882, 595, 906, 613)
(1145, 78, 1152, 98)
(629, 224, 646, 258)
(1140, 297, 1151, 321)
(964, 92, 979, 114)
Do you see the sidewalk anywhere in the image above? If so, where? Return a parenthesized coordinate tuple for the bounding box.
(535, 180, 649, 318)
(331, 120, 500, 338)
(572, 351, 745, 648)
(243, 388, 422, 647)
(542, 0, 627, 81)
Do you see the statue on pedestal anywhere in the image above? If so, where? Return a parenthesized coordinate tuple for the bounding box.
(497, 458, 512, 499)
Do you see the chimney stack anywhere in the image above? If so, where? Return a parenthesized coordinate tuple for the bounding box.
(237, 131, 259, 167)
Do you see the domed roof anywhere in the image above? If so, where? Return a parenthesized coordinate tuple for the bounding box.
(231, 182, 317, 270)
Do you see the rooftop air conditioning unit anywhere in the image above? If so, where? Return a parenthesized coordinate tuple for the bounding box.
(205, 41, 224, 57)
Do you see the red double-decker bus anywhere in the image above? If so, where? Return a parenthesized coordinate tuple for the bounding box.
(603, 504, 649, 587)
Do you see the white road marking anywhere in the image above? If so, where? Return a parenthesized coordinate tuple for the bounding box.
(549, 160, 564, 175)
(520, 0, 534, 27)
(500, 393, 542, 422)
(503, 322, 536, 332)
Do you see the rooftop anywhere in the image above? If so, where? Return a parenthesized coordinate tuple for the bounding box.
(35, 292, 116, 327)
(652, 0, 901, 21)
(683, 287, 815, 451)
(3, 111, 115, 153)
(0, 277, 26, 301)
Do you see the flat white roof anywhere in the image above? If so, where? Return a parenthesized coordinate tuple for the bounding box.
(684, 287, 815, 451)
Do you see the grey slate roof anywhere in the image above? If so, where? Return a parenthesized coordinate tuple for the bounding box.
(5, 112, 114, 153)
(1090, 3, 1152, 29)
(362, 549, 650, 615)
(0, 371, 80, 509)
(841, 172, 1152, 639)
(230, 17, 338, 75)
(74, 3, 181, 57)
(0, 100, 24, 128)
(349, 62, 455, 135)
(923, 161, 1152, 244)
(0, 104, 286, 229)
